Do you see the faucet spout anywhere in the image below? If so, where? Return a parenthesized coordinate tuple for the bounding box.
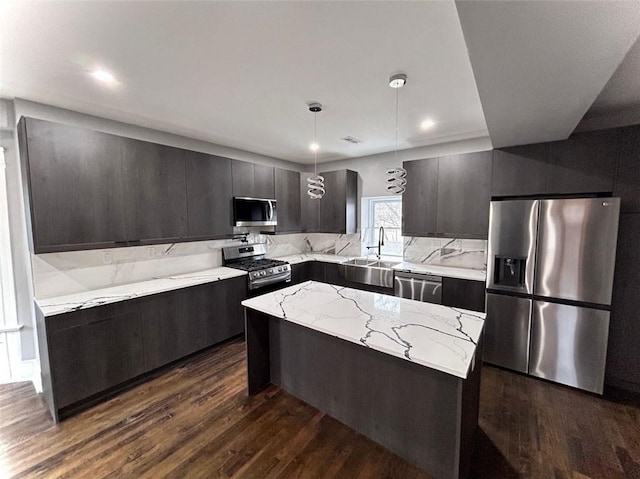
(366, 226, 386, 259)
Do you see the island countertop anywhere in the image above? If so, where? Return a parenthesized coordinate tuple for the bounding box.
(242, 280, 485, 379)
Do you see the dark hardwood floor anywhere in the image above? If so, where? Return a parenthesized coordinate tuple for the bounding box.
(1, 338, 639, 478)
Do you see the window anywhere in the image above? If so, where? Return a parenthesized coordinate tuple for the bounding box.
(363, 197, 403, 257)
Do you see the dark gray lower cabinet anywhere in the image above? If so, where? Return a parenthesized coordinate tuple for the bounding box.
(142, 277, 246, 370)
(141, 287, 204, 371)
(45, 302, 144, 412)
(441, 278, 486, 313)
(36, 276, 247, 422)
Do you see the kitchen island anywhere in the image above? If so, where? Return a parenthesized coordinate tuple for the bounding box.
(242, 281, 485, 479)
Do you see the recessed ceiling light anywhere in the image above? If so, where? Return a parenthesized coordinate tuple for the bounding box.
(90, 69, 118, 85)
(420, 119, 436, 130)
(309, 142, 320, 152)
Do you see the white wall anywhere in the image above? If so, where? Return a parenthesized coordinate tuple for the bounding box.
(13, 99, 304, 171)
(308, 136, 492, 197)
(1, 100, 37, 363)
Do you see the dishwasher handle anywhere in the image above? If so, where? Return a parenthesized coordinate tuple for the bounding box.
(394, 272, 443, 304)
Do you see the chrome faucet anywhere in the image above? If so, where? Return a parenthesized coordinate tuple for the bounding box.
(366, 226, 385, 259)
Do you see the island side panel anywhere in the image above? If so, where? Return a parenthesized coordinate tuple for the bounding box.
(456, 334, 483, 479)
(245, 308, 272, 394)
(269, 317, 467, 479)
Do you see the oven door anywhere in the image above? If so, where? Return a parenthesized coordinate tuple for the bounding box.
(248, 275, 292, 297)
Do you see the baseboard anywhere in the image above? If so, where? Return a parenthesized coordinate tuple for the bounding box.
(605, 376, 640, 395)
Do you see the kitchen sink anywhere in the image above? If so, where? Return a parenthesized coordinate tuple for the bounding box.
(338, 258, 400, 288)
(343, 258, 377, 266)
(368, 260, 399, 268)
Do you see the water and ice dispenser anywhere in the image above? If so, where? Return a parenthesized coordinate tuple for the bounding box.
(493, 256, 526, 289)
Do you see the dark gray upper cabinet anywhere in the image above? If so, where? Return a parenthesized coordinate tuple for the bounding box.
(437, 151, 492, 238)
(232, 160, 275, 199)
(121, 138, 188, 242)
(231, 160, 254, 197)
(275, 168, 301, 233)
(614, 125, 640, 214)
(319, 169, 358, 234)
(254, 164, 275, 199)
(300, 172, 320, 233)
(546, 129, 619, 195)
(186, 152, 233, 238)
(402, 158, 438, 236)
(19, 117, 128, 252)
(492, 144, 548, 197)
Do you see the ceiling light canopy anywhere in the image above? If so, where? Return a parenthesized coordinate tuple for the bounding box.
(388, 73, 407, 89)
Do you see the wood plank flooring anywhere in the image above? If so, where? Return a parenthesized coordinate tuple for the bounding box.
(1, 338, 639, 478)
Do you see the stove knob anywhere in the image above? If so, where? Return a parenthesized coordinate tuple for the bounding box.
(269, 268, 275, 274)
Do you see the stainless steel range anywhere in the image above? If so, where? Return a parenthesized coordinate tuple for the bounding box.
(223, 243, 291, 291)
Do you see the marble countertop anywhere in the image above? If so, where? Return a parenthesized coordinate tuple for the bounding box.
(393, 262, 486, 282)
(36, 267, 247, 317)
(271, 253, 356, 265)
(242, 280, 485, 379)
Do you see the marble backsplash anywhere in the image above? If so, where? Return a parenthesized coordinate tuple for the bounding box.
(31, 231, 483, 299)
(265, 233, 362, 258)
(403, 237, 487, 270)
(31, 232, 363, 299)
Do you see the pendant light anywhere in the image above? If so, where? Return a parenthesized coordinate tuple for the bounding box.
(386, 73, 408, 195)
(307, 102, 325, 199)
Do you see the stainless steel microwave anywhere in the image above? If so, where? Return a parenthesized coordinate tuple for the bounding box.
(233, 197, 277, 227)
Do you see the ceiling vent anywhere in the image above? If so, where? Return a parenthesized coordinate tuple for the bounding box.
(341, 136, 362, 144)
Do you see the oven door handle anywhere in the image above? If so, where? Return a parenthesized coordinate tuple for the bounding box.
(250, 271, 291, 289)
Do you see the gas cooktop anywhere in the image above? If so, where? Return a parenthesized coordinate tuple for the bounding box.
(228, 258, 289, 272)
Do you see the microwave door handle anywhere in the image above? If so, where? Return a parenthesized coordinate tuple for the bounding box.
(268, 200, 274, 221)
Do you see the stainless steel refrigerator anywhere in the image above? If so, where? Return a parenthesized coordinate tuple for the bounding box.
(485, 197, 620, 394)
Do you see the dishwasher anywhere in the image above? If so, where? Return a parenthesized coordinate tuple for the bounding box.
(394, 271, 442, 304)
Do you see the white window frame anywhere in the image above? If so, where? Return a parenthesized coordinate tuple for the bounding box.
(362, 196, 403, 257)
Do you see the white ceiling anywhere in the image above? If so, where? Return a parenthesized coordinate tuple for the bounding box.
(2, 2, 640, 163)
(455, 0, 640, 148)
(0, 1, 489, 164)
(575, 35, 640, 133)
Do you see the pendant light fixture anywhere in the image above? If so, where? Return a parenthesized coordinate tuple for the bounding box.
(307, 102, 325, 199)
(386, 73, 408, 195)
